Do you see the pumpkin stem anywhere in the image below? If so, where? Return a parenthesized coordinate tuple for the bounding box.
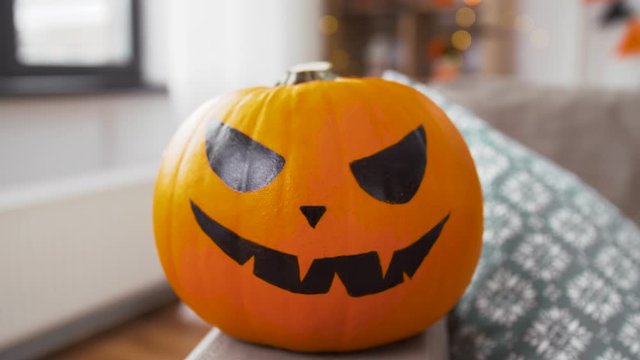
(278, 61, 337, 85)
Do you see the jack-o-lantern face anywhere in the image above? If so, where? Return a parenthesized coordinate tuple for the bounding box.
(154, 74, 482, 352)
(191, 120, 450, 297)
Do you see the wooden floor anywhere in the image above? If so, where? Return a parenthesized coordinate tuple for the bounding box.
(49, 302, 211, 360)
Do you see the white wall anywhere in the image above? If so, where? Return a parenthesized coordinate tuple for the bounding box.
(515, 0, 640, 89)
(514, 0, 583, 86)
(167, 0, 323, 118)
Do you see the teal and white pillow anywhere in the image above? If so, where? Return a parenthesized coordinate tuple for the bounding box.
(384, 71, 640, 360)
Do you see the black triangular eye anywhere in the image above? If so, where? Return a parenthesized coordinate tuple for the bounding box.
(350, 126, 426, 204)
(206, 119, 285, 192)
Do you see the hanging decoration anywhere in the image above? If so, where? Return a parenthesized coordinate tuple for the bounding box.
(584, 0, 640, 57)
(601, 0, 633, 26)
(617, 17, 640, 57)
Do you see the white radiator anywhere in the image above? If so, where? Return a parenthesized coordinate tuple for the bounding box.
(0, 165, 171, 357)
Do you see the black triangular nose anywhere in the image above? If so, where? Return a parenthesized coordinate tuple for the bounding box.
(300, 206, 326, 228)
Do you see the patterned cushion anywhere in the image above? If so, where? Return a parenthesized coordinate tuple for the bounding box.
(384, 71, 640, 360)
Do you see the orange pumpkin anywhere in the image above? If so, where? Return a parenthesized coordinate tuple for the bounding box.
(153, 63, 482, 352)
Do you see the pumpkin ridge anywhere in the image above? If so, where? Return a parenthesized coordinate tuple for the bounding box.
(321, 81, 357, 260)
(155, 100, 218, 278)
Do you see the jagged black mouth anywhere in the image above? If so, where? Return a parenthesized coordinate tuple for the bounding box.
(190, 201, 449, 297)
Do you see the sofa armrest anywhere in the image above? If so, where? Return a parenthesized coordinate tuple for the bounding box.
(436, 77, 640, 225)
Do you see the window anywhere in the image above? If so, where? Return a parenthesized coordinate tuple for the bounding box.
(0, 0, 141, 95)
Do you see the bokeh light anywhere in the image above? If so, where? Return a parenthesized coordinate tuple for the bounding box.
(531, 29, 550, 49)
(426, 38, 446, 58)
(463, 0, 482, 6)
(515, 14, 534, 32)
(451, 30, 472, 51)
(318, 15, 338, 35)
(434, 0, 454, 8)
(456, 7, 476, 28)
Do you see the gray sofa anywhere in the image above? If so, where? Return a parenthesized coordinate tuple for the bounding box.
(436, 78, 640, 225)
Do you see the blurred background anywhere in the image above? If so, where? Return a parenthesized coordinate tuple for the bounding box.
(0, 0, 638, 359)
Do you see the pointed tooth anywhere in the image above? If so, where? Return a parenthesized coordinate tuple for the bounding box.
(377, 249, 395, 278)
(297, 254, 316, 282)
(240, 256, 255, 278)
(242, 256, 255, 268)
(403, 272, 412, 282)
